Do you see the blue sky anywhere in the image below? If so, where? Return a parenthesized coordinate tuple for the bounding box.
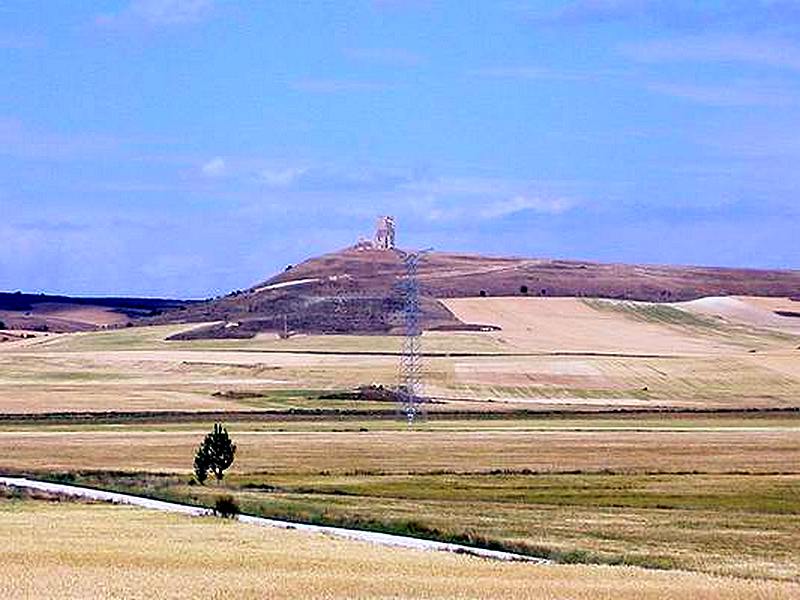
(1, 0, 799, 297)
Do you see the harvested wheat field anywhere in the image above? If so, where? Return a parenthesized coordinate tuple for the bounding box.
(2, 426, 797, 474)
(679, 297, 800, 336)
(441, 297, 799, 354)
(0, 301, 798, 413)
(2, 500, 796, 599)
(433, 297, 800, 406)
(442, 297, 706, 354)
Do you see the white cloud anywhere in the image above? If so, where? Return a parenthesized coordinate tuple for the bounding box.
(291, 79, 394, 93)
(0, 32, 45, 49)
(403, 177, 581, 222)
(259, 167, 307, 187)
(402, 176, 517, 196)
(345, 48, 423, 67)
(533, 1, 800, 33)
(0, 118, 121, 160)
(646, 80, 799, 107)
(201, 156, 226, 177)
(480, 196, 575, 219)
(470, 66, 611, 82)
(421, 195, 576, 222)
(96, 0, 213, 28)
(141, 253, 206, 280)
(622, 34, 800, 72)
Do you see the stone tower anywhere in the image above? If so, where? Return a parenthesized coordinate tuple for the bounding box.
(374, 216, 396, 250)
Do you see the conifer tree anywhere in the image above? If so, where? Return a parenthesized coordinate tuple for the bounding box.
(193, 423, 236, 484)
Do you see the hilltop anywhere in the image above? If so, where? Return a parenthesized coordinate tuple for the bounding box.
(2, 248, 797, 340)
(155, 246, 800, 340)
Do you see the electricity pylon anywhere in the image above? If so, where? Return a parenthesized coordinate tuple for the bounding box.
(397, 248, 432, 426)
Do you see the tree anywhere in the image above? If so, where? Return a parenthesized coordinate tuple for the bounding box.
(193, 446, 210, 484)
(193, 423, 237, 484)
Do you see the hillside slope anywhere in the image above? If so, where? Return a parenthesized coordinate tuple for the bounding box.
(264, 248, 800, 300)
(156, 247, 800, 339)
(0, 292, 193, 334)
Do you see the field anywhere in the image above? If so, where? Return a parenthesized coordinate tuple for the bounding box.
(1, 296, 799, 593)
(0, 293, 191, 333)
(3, 499, 797, 599)
(3, 420, 798, 474)
(3, 416, 799, 580)
(1, 296, 798, 414)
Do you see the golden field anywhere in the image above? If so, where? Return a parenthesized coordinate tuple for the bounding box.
(1, 422, 798, 474)
(3, 416, 798, 580)
(0, 295, 798, 414)
(2, 500, 797, 600)
(1, 296, 798, 590)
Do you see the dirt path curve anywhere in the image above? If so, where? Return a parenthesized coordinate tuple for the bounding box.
(0, 476, 545, 563)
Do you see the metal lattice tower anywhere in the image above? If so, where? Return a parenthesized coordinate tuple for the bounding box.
(398, 250, 430, 426)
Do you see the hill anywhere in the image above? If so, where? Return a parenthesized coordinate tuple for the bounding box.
(156, 247, 800, 339)
(0, 292, 193, 334)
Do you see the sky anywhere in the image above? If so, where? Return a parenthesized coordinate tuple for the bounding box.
(1, 0, 799, 298)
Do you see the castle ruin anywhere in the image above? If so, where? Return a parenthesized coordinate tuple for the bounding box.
(374, 216, 396, 250)
(356, 216, 396, 251)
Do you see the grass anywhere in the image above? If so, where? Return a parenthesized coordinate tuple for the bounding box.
(2, 411, 796, 580)
(235, 472, 800, 514)
(3, 423, 799, 474)
(28, 324, 505, 355)
(29, 468, 800, 582)
(584, 300, 729, 330)
(4, 500, 796, 599)
(5, 412, 797, 581)
(1, 311, 799, 589)
(2, 412, 797, 434)
(2, 315, 799, 413)
(583, 299, 799, 346)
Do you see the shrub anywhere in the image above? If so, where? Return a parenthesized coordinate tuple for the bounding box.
(520, 285, 528, 295)
(213, 495, 240, 519)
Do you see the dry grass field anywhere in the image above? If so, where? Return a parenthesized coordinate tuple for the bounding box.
(3, 417, 798, 580)
(2, 424, 798, 474)
(0, 296, 797, 413)
(0, 305, 127, 333)
(439, 296, 800, 407)
(2, 499, 797, 599)
(1, 296, 798, 589)
(443, 296, 799, 352)
(445, 297, 713, 354)
(681, 296, 800, 336)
